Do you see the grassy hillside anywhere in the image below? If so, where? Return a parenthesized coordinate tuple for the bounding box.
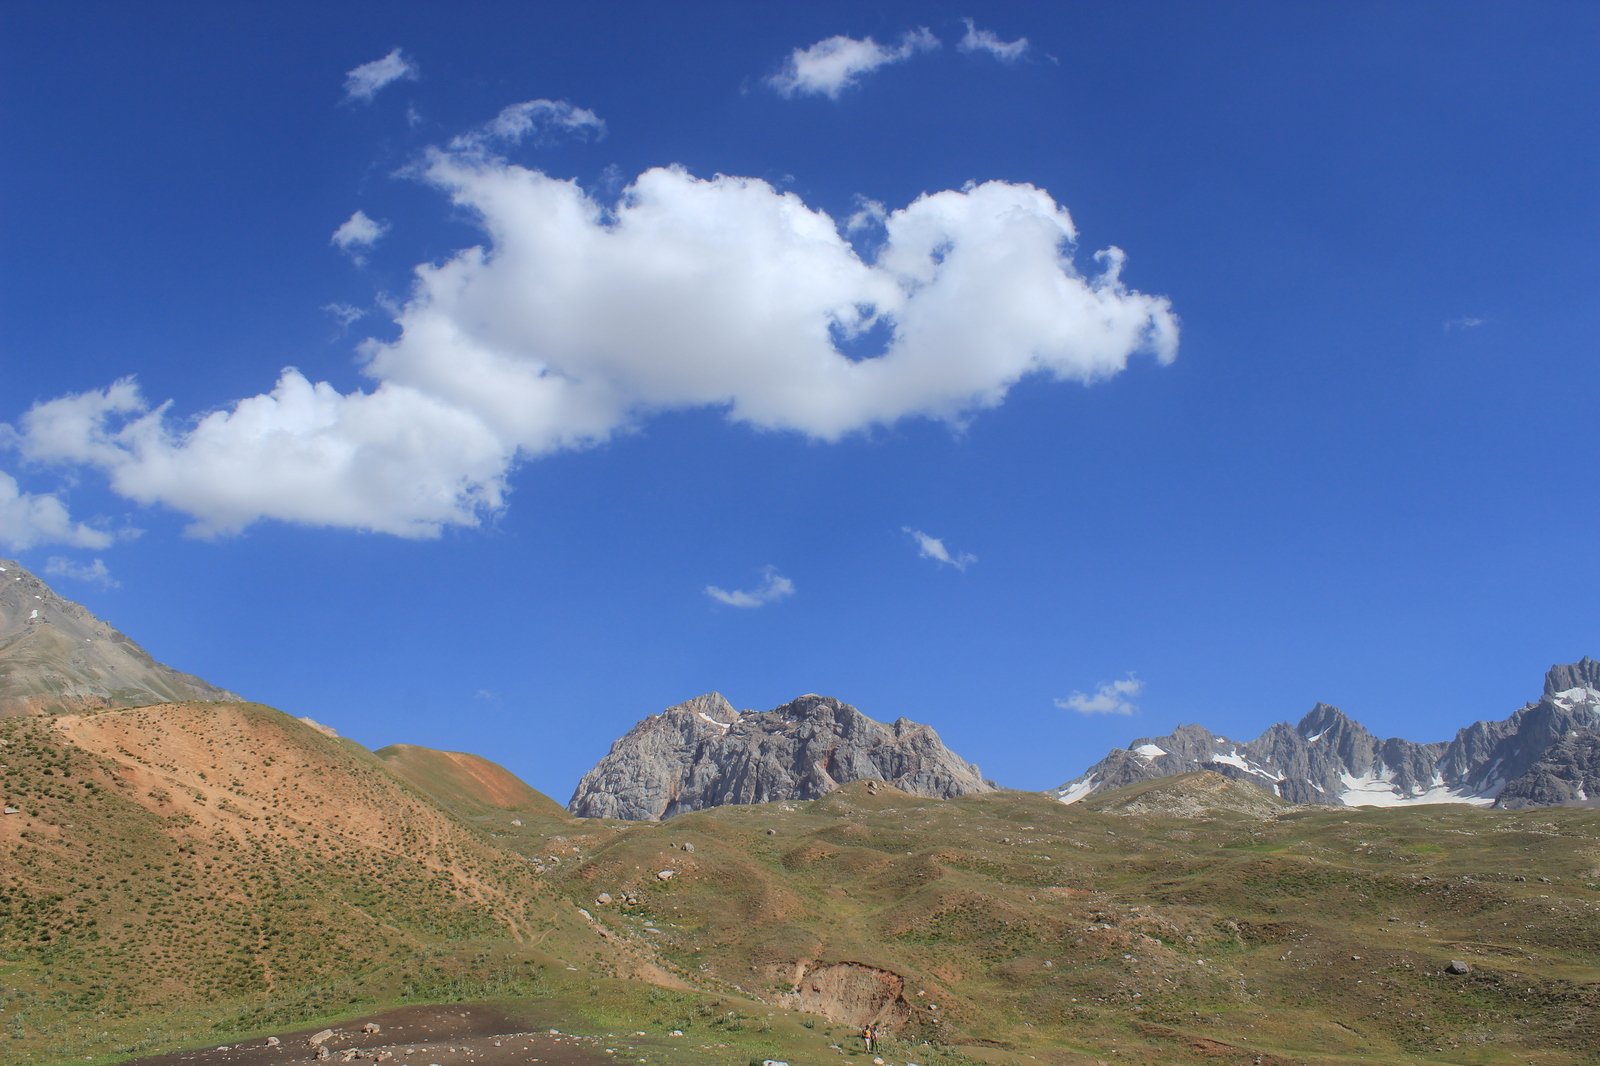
(0, 703, 619, 1064)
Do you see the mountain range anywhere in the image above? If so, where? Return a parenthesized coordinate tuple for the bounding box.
(1056, 658, 1600, 810)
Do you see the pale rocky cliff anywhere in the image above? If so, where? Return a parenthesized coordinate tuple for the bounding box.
(570, 692, 993, 820)
(0, 559, 240, 716)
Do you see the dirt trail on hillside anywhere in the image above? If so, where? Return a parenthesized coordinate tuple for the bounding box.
(119, 1005, 615, 1066)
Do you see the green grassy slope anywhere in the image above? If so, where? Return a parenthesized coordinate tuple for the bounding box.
(546, 778, 1600, 1064)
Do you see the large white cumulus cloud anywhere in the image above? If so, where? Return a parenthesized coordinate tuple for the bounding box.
(13, 125, 1178, 538)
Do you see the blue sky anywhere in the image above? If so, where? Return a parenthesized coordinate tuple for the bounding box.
(3, 2, 1597, 800)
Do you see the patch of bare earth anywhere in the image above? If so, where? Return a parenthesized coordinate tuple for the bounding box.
(119, 1005, 614, 1066)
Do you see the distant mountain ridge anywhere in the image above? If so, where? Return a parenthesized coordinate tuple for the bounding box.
(569, 691, 994, 820)
(1057, 658, 1600, 809)
(0, 558, 240, 715)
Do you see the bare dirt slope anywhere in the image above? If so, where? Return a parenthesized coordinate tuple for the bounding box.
(375, 744, 571, 822)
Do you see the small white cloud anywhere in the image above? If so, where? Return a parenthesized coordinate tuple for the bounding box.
(449, 99, 606, 153)
(323, 302, 367, 327)
(343, 48, 417, 104)
(475, 689, 499, 701)
(0, 471, 113, 551)
(957, 19, 1028, 62)
(1443, 316, 1487, 332)
(44, 556, 118, 588)
(903, 527, 976, 570)
(706, 566, 795, 608)
(1056, 674, 1143, 716)
(768, 28, 939, 99)
(331, 211, 389, 264)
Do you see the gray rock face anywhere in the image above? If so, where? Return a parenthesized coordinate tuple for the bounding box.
(1492, 732, 1600, 810)
(569, 692, 993, 820)
(1057, 659, 1600, 811)
(1543, 657, 1600, 695)
(0, 559, 240, 716)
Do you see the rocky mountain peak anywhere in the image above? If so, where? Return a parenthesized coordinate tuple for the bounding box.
(0, 559, 241, 716)
(1296, 702, 1357, 737)
(569, 692, 993, 821)
(1544, 657, 1600, 696)
(666, 691, 739, 728)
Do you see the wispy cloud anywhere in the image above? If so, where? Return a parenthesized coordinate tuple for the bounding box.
(331, 210, 388, 264)
(44, 556, 117, 588)
(903, 527, 976, 570)
(0, 471, 113, 551)
(768, 29, 939, 99)
(448, 99, 606, 152)
(706, 566, 795, 608)
(1443, 316, 1487, 332)
(1056, 674, 1143, 716)
(323, 302, 367, 327)
(957, 19, 1028, 62)
(343, 48, 417, 104)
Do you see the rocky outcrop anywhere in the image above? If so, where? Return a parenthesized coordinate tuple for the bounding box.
(0, 559, 240, 716)
(569, 692, 993, 820)
(1057, 659, 1600, 811)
